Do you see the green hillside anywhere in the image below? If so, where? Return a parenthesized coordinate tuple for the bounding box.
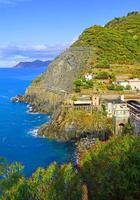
(72, 11, 140, 65)
(24, 12, 140, 113)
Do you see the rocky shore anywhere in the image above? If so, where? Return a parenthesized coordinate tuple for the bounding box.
(11, 95, 25, 103)
(75, 136, 97, 162)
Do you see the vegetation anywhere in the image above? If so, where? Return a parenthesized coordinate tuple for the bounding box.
(122, 122, 134, 135)
(95, 60, 110, 68)
(67, 110, 112, 131)
(108, 83, 125, 91)
(73, 77, 93, 92)
(81, 135, 140, 200)
(0, 135, 140, 199)
(95, 72, 115, 80)
(1, 162, 83, 200)
(31, 75, 42, 86)
(72, 12, 140, 65)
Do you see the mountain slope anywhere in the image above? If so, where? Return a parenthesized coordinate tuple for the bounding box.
(72, 11, 140, 65)
(24, 12, 140, 113)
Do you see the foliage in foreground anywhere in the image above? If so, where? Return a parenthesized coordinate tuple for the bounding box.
(0, 135, 140, 200)
(81, 135, 140, 200)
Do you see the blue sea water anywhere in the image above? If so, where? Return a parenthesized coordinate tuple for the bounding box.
(0, 68, 74, 176)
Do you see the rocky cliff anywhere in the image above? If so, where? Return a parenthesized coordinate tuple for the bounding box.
(24, 47, 91, 112)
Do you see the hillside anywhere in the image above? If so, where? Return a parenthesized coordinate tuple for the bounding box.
(24, 12, 140, 113)
(14, 60, 52, 69)
(72, 11, 140, 65)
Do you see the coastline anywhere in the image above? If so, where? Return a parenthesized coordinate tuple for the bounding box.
(11, 95, 98, 164)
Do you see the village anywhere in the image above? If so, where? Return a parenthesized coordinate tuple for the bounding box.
(66, 74, 140, 136)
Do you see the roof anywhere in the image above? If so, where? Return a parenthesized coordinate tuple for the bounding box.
(74, 101, 92, 105)
(114, 104, 129, 111)
(117, 79, 140, 83)
(78, 95, 91, 101)
(128, 78, 140, 82)
(103, 99, 123, 104)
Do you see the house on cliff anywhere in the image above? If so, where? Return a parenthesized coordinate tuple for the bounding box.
(103, 95, 130, 134)
(71, 95, 100, 112)
(116, 78, 140, 91)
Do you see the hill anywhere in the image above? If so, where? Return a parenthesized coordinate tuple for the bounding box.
(14, 60, 52, 69)
(72, 11, 140, 65)
(24, 12, 140, 113)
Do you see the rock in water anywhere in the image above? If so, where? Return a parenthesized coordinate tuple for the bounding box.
(11, 95, 25, 103)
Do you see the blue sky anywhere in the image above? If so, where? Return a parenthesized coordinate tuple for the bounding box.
(0, 0, 140, 67)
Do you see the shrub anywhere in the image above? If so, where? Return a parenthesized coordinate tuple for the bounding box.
(95, 60, 110, 68)
(81, 135, 140, 200)
(74, 86, 81, 93)
(73, 79, 82, 87)
(71, 95, 77, 101)
(108, 83, 115, 90)
(108, 84, 125, 91)
(126, 84, 131, 90)
(95, 72, 110, 79)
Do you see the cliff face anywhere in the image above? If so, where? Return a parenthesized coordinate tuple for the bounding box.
(25, 48, 90, 112)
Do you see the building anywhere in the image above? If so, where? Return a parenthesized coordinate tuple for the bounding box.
(128, 78, 140, 90)
(85, 74, 93, 81)
(72, 95, 99, 112)
(103, 95, 124, 118)
(128, 101, 140, 135)
(103, 96, 130, 134)
(92, 96, 100, 107)
(116, 80, 129, 88)
(116, 78, 140, 90)
(130, 113, 140, 135)
(113, 103, 130, 135)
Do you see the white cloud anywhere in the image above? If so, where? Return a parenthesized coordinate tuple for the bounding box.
(0, 43, 69, 67)
(0, 0, 30, 5)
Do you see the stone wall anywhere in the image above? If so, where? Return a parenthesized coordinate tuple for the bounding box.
(130, 113, 140, 135)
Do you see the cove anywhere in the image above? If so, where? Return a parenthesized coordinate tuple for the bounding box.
(0, 68, 74, 176)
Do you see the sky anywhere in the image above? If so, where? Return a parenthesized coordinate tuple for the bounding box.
(0, 0, 140, 67)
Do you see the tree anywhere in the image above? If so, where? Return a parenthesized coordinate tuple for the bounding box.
(73, 79, 82, 87)
(95, 72, 110, 79)
(1, 178, 30, 200)
(81, 135, 140, 200)
(122, 122, 134, 135)
(0, 162, 24, 193)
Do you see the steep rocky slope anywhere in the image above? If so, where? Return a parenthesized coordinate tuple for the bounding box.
(25, 48, 91, 112)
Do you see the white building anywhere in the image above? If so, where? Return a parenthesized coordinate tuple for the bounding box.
(116, 78, 140, 91)
(116, 80, 129, 88)
(85, 74, 93, 81)
(113, 103, 130, 135)
(128, 79, 140, 90)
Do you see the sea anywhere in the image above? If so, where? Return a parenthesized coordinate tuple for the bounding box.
(0, 67, 74, 176)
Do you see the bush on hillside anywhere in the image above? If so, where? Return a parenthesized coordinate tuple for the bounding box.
(95, 72, 115, 80)
(81, 135, 140, 200)
(95, 60, 110, 68)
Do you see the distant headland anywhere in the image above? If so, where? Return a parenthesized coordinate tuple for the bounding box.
(13, 60, 52, 69)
